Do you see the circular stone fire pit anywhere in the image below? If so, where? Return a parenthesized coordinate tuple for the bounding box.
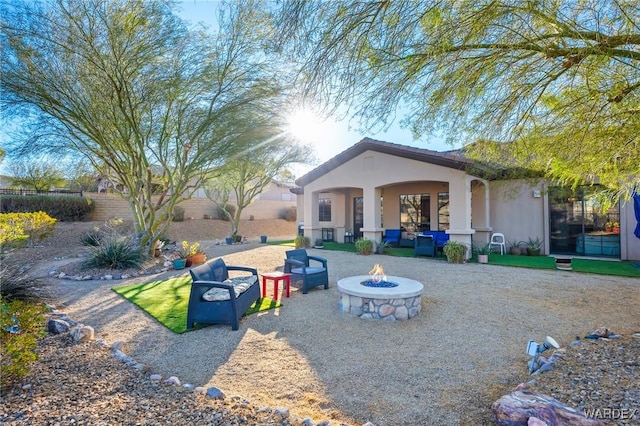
(337, 275, 423, 320)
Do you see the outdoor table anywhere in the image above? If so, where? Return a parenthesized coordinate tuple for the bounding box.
(261, 272, 291, 301)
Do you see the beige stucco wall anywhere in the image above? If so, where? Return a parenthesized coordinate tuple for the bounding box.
(295, 149, 640, 260)
(297, 150, 479, 248)
(88, 192, 295, 222)
(488, 179, 547, 252)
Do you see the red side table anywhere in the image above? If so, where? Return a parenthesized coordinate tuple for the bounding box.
(261, 272, 292, 301)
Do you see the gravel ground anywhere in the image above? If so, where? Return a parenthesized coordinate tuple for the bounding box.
(2, 221, 639, 425)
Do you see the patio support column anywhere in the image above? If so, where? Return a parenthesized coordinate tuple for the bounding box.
(335, 191, 347, 243)
(303, 191, 321, 243)
(471, 178, 492, 242)
(447, 175, 475, 259)
(361, 185, 383, 244)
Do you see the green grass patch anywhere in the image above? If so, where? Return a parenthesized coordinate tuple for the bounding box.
(486, 254, 640, 277)
(112, 276, 281, 333)
(269, 240, 638, 277)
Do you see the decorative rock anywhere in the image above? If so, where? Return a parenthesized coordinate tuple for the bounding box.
(492, 391, 605, 426)
(206, 386, 225, 399)
(528, 417, 549, 426)
(274, 407, 290, 418)
(183, 383, 195, 391)
(194, 386, 207, 393)
(112, 349, 133, 364)
(362, 423, 377, 426)
(149, 374, 162, 381)
(70, 325, 94, 342)
(47, 318, 70, 334)
(165, 376, 181, 385)
(301, 419, 316, 425)
(111, 340, 125, 351)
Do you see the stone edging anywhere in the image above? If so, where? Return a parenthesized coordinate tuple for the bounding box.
(46, 307, 372, 426)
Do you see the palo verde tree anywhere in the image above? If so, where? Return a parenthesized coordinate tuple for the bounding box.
(271, 1, 640, 206)
(6, 159, 65, 191)
(1, 0, 287, 254)
(205, 139, 311, 239)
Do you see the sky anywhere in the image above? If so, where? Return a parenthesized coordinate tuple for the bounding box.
(177, 1, 455, 175)
(0, 1, 455, 178)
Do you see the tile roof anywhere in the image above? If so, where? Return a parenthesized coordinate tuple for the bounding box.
(295, 137, 479, 187)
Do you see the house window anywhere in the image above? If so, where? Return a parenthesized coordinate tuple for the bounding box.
(438, 193, 449, 230)
(319, 198, 331, 222)
(399, 194, 430, 232)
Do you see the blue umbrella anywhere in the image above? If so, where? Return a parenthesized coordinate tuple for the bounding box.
(634, 191, 640, 239)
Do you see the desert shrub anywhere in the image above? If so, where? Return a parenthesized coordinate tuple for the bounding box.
(0, 195, 93, 221)
(0, 258, 52, 302)
(280, 206, 297, 222)
(0, 212, 56, 249)
(0, 297, 48, 390)
(294, 235, 309, 249)
(172, 205, 185, 222)
(81, 228, 103, 246)
(355, 238, 374, 254)
(84, 237, 144, 270)
(217, 204, 235, 221)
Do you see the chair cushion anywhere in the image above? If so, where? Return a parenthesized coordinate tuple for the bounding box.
(291, 267, 326, 275)
(201, 275, 257, 301)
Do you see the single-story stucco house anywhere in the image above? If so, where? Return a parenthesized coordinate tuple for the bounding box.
(291, 138, 640, 261)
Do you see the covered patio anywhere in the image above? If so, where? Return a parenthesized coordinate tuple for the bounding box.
(293, 138, 493, 258)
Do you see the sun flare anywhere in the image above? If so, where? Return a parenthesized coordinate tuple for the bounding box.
(286, 109, 324, 143)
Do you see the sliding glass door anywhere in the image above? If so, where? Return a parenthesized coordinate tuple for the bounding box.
(548, 187, 620, 257)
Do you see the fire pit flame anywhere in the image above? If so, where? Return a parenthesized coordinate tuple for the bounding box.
(369, 264, 386, 283)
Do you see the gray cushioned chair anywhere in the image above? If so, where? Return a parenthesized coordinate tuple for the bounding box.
(284, 249, 329, 294)
(187, 258, 260, 331)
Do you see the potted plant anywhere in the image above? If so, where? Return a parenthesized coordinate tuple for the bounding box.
(294, 235, 309, 249)
(260, 235, 268, 243)
(179, 240, 205, 266)
(153, 240, 165, 257)
(355, 238, 374, 255)
(507, 239, 524, 255)
(225, 236, 233, 245)
(526, 237, 543, 256)
(474, 241, 492, 264)
(443, 240, 467, 264)
(172, 258, 187, 270)
(314, 238, 324, 248)
(376, 240, 391, 254)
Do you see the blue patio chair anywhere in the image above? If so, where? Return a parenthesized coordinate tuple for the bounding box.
(284, 249, 329, 294)
(187, 258, 260, 331)
(382, 229, 402, 247)
(414, 234, 436, 258)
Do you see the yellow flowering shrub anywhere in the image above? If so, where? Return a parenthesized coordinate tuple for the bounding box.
(0, 212, 57, 248)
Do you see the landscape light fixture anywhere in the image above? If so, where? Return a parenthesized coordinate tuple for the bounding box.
(526, 336, 560, 373)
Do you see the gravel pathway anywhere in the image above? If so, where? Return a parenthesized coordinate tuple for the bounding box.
(19, 243, 639, 425)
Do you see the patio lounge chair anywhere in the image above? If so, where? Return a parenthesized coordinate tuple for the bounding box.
(414, 234, 436, 258)
(187, 258, 260, 331)
(382, 229, 402, 247)
(284, 249, 329, 294)
(422, 231, 450, 256)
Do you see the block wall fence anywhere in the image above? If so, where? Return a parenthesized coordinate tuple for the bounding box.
(87, 192, 295, 222)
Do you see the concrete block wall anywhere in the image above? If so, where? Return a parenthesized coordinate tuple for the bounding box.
(88, 192, 295, 222)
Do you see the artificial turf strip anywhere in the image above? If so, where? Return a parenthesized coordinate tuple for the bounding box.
(112, 276, 282, 334)
(269, 240, 639, 277)
(486, 254, 640, 277)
